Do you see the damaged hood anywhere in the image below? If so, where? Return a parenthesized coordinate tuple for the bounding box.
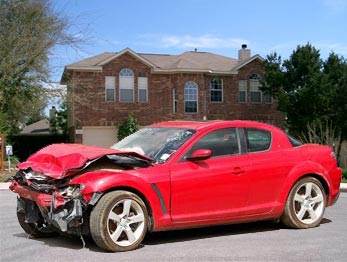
(17, 143, 153, 179)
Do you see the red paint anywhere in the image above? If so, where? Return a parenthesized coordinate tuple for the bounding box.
(10, 120, 342, 231)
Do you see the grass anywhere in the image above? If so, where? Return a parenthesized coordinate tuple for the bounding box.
(0, 170, 15, 182)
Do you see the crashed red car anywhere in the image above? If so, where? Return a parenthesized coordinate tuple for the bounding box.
(10, 120, 341, 252)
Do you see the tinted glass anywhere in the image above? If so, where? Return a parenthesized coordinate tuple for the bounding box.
(188, 128, 240, 158)
(288, 135, 303, 147)
(245, 128, 271, 152)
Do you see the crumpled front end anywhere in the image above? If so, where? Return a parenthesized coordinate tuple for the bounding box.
(10, 168, 98, 236)
(9, 144, 152, 238)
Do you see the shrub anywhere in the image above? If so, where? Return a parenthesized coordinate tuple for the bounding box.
(342, 168, 347, 181)
(117, 114, 139, 141)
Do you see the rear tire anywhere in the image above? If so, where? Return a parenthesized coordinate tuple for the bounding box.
(90, 191, 148, 252)
(281, 177, 326, 229)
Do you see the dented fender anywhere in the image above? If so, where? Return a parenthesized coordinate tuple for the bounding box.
(69, 170, 173, 231)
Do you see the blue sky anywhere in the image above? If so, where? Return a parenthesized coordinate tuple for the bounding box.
(50, 0, 347, 82)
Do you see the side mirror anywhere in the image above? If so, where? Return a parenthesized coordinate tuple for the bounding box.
(187, 149, 212, 161)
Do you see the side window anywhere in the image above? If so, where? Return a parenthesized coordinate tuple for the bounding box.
(188, 128, 240, 158)
(245, 128, 271, 152)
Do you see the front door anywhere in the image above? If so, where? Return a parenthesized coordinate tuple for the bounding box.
(170, 128, 250, 223)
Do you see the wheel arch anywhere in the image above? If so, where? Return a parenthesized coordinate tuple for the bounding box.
(278, 161, 331, 212)
(71, 170, 171, 231)
(102, 186, 156, 232)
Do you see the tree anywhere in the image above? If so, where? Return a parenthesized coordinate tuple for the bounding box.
(0, 0, 82, 135)
(49, 101, 67, 136)
(322, 53, 347, 163)
(262, 43, 347, 164)
(117, 114, 139, 141)
(262, 43, 325, 135)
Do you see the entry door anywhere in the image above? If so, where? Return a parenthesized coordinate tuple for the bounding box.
(170, 128, 250, 222)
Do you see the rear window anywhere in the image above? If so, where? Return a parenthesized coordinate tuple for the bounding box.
(245, 128, 271, 152)
(287, 135, 303, 147)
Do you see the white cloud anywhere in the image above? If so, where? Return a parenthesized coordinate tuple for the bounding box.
(138, 34, 248, 49)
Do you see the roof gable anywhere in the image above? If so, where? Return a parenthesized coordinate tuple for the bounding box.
(98, 48, 156, 68)
(232, 55, 264, 72)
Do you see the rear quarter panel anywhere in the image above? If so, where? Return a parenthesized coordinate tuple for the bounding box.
(276, 144, 341, 211)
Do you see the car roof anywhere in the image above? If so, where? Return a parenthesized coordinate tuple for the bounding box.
(150, 120, 280, 131)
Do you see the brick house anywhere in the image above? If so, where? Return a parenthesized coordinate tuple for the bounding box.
(61, 45, 284, 147)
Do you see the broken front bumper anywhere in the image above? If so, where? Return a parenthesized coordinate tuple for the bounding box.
(10, 180, 86, 234)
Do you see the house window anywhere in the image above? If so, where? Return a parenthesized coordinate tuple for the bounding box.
(173, 88, 178, 113)
(138, 76, 148, 102)
(184, 81, 198, 113)
(250, 73, 262, 103)
(105, 76, 115, 102)
(238, 80, 247, 103)
(119, 68, 134, 102)
(265, 93, 272, 104)
(210, 78, 223, 102)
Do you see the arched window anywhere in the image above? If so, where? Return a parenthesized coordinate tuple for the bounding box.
(184, 81, 198, 113)
(119, 68, 134, 102)
(249, 73, 261, 103)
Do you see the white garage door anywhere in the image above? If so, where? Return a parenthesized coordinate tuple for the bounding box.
(82, 126, 117, 148)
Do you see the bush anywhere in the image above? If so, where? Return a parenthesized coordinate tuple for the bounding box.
(342, 168, 347, 181)
(117, 114, 139, 141)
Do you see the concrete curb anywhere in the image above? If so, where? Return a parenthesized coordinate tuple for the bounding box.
(0, 182, 11, 190)
(340, 183, 347, 193)
(1, 182, 347, 192)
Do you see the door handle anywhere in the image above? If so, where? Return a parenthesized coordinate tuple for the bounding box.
(232, 167, 246, 175)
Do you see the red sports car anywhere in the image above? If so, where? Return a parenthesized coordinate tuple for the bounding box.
(10, 121, 342, 252)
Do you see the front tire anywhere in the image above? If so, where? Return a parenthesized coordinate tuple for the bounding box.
(90, 191, 148, 252)
(281, 177, 326, 229)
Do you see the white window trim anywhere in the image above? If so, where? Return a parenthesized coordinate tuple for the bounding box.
(119, 68, 134, 102)
(138, 76, 148, 102)
(184, 81, 198, 114)
(210, 78, 223, 103)
(238, 80, 247, 103)
(250, 79, 262, 104)
(105, 76, 115, 102)
(173, 88, 178, 113)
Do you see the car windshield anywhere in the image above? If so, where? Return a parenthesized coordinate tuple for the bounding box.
(112, 127, 196, 163)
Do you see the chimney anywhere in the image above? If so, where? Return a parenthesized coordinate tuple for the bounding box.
(238, 44, 251, 61)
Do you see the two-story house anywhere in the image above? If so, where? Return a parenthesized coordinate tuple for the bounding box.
(61, 45, 284, 147)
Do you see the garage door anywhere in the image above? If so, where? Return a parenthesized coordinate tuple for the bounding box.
(82, 126, 117, 148)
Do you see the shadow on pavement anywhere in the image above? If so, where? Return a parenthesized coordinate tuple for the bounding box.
(144, 220, 281, 245)
(12, 218, 333, 252)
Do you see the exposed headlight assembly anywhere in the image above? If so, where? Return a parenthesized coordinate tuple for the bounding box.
(24, 170, 49, 181)
(60, 184, 85, 198)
